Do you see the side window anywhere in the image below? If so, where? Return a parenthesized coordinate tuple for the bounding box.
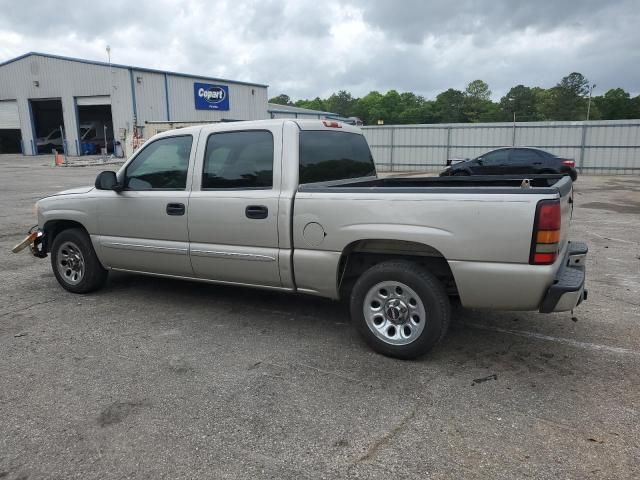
(125, 135, 192, 190)
(482, 150, 509, 165)
(299, 131, 375, 184)
(202, 130, 273, 189)
(511, 149, 534, 163)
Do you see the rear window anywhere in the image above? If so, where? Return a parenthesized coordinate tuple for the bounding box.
(299, 131, 376, 184)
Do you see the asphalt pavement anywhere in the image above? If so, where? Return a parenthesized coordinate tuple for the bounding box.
(1, 154, 638, 479)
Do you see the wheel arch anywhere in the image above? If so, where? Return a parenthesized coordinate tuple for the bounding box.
(337, 238, 458, 299)
(43, 219, 90, 253)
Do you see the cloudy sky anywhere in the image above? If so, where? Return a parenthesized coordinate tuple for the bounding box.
(0, 0, 638, 100)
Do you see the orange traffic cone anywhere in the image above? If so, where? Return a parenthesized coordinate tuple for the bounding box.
(55, 153, 64, 166)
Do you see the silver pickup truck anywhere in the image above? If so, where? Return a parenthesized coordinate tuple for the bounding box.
(14, 119, 588, 359)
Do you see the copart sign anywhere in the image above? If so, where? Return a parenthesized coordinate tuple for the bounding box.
(194, 83, 230, 111)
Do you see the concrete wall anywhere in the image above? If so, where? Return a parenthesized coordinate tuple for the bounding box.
(362, 120, 640, 175)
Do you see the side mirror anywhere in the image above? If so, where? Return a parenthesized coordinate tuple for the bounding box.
(95, 171, 123, 191)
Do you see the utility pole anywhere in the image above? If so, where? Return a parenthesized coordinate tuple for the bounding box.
(586, 83, 596, 121)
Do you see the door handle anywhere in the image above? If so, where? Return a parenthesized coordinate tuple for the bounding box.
(245, 205, 268, 219)
(166, 203, 185, 216)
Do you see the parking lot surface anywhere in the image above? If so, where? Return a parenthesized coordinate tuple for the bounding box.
(1, 154, 639, 479)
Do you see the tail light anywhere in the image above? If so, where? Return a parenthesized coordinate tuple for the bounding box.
(530, 199, 561, 265)
(322, 120, 342, 128)
(561, 159, 575, 168)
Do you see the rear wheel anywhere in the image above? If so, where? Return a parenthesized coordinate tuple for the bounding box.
(350, 260, 451, 359)
(50, 228, 108, 293)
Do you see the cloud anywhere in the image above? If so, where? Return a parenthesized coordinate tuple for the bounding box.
(0, 0, 638, 100)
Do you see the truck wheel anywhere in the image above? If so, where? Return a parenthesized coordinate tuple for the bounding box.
(350, 260, 450, 359)
(50, 228, 108, 293)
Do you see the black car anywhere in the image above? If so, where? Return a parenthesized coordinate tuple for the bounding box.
(440, 147, 578, 181)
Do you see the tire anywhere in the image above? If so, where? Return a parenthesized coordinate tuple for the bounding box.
(50, 228, 108, 293)
(350, 260, 451, 360)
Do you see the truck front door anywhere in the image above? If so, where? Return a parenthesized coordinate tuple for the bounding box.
(188, 126, 282, 287)
(95, 134, 195, 276)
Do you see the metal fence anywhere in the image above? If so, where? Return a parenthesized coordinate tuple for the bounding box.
(362, 119, 640, 175)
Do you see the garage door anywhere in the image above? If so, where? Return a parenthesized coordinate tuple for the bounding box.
(0, 100, 19, 129)
(76, 96, 111, 106)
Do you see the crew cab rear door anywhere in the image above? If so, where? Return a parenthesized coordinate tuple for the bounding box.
(188, 123, 283, 287)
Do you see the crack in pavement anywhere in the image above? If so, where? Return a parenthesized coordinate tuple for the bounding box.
(0, 298, 59, 318)
(349, 408, 417, 470)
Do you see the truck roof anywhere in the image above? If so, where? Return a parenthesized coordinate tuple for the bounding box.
(152, 119, 364, 139)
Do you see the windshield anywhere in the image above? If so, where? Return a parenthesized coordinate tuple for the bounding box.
(299, 131, 376, 184)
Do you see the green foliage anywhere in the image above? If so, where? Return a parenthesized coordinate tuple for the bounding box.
(594, 88, 637, 119)
(434, 89, 467, 123)
(541, 73, 591, 120)
(277, 73, 637, 125)
(499, 85, 541, 121)
(269, 94, 292, 105)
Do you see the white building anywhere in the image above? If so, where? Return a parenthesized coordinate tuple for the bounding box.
(0, 52, 269, 156)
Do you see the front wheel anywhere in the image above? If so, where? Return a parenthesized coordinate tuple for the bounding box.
(350, 260, 451, 359)
(50, 228, 108, 293)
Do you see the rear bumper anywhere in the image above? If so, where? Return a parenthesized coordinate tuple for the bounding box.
(539, 241, 587, 313)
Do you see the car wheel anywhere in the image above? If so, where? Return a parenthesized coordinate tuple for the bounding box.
(350, 260, 451, 359)
(50, 228, 108, 293)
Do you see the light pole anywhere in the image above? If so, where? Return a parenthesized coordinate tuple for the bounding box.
(586, 83, 596, 121)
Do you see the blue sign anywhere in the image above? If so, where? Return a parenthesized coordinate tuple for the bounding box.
(194, 82, 230, 111)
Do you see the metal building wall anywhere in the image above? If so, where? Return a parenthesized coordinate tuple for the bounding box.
(0, 54, 133, 156)
(131, 69, 168, 125)
(362, 120, 640, 174)
(0, 53, 269, 156)
(166, 75, 268, 123)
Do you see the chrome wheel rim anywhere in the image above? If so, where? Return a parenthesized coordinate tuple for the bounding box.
(56, 241, 85, 285)
(363, 281, 426, 346)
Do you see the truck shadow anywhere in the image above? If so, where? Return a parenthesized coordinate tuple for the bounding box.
(98, 271, 620, 384)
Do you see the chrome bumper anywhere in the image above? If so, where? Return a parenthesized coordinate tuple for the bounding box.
(539, 241, 587, 313)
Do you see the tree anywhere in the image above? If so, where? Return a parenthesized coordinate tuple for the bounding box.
(499, 85, 540, 121)
(325, 90, 356, 117)
(295, 97, 327, 112)
(434, 89, 467, 123)
(559, 72, 590, 97)
(279, 74, 636, 125)
(465, 80, 491, 101)
(269, 94, 292, 105)
(542, 72, 590, 120)
(352, 91, 385, 125)
(594, 88, 635, 119)
(462, 80, 494, 122)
